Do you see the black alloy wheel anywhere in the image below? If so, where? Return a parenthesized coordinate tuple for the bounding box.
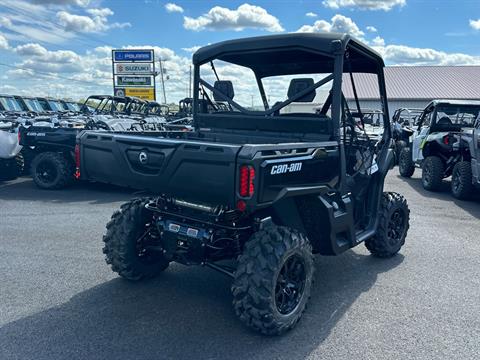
(275, 254, 307, 315)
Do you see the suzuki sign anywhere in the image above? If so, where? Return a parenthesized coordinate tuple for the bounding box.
(115, 63, 153, 74)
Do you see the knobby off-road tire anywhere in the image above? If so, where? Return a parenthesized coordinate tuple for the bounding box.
(451, 161, 473, 200)
(232, 225, 315, 335)
(0, 153, 24, 181)
(399, 148, 415, 178)
(365, 192, 409, 258)
(395, 140, 407, 165)
(20, 148, 35, 175)
(103, 198, 169, 281)
(31, 152, 74, 189)
(422, 156, 444, 191)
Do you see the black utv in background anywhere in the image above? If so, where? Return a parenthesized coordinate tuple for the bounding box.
(399, 100, 480, 199)
(98, 33, 410, 335)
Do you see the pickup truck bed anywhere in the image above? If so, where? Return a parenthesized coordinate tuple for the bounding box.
(78, 130, 340, 208)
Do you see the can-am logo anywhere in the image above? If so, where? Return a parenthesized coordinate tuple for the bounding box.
(139, 151, 148, 164)
(270, 162, 302, 175)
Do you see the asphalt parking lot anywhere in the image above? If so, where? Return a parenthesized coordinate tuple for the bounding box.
(1, 170, 479, 360)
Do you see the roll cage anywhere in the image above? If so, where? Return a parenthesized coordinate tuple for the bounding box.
(191, 33, 390, 142)
(416, 100, 480, 132)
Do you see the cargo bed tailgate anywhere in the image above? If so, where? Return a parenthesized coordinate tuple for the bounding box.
(78, 131, 241, 206)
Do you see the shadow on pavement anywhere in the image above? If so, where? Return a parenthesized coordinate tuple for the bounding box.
(0, 177, 137, 205)
(0, 251, 404, 360)
(398, 174, 480, 220)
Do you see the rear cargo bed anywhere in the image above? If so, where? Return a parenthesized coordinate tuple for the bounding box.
(78, 131, 241, 206)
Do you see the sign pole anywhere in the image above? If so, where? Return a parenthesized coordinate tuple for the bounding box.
(159, 57, 167, 104)
(111, 49, 115, 96)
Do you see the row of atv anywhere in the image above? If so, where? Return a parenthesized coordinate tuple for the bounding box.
(0, 94, 193, 184)
(393, 100, 480, 200)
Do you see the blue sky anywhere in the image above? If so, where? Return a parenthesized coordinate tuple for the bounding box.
(0, 0, 479, 102)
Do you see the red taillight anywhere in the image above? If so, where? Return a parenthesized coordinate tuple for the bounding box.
(239, 165, 255, 198)
(74, 144, 81, 179)
(443, 135, 449, 145)
(17, 129, 21, 144)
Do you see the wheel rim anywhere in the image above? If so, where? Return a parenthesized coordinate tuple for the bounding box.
(423, 162, 432, 185)
(452, 169, 461, 193)
(275, 254, 306, 315)
(387, 209, 406, 246)
(37, 161, 57, 184)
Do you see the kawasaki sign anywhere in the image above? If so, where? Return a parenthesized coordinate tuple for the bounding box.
(116, 76, 152, 86)
(116, 63, 153, 74)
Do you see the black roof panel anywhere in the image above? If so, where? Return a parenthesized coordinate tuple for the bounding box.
(193, 33, 384, 77)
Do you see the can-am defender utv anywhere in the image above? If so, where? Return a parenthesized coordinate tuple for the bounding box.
(102, 33, 410, 335)
(399, 100, 480, 199)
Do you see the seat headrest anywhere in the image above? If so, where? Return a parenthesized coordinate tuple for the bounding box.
(287, 78, 315, 102)
(437, 116, 452, 125)
(213, 80, 234, 101)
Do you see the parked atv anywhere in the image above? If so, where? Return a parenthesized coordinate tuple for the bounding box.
(399, 100, 480, 199)
(391, 108, 422, 162)
(101, 33, 410, 335)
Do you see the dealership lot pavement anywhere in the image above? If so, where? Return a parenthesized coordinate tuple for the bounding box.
(1, 170, 479, 360)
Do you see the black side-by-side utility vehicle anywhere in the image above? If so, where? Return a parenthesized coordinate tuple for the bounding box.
(99, 33, 410, 335)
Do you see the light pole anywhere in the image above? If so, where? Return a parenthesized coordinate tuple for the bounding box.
(159, 57, 167, 104)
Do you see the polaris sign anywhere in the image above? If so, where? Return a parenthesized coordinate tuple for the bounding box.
(115, 63, 153, 74)
(113, 50, 153, 62)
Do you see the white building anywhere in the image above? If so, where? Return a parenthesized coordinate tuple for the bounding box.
(343, 65, 480, 116)
(287, 66, 480, 117)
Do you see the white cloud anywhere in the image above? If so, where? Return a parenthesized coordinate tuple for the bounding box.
(323, 0, 406, 11)
(86, 8, 114, 18)
(297, 14, 480, 66)
(165, 3, 184, 13)
(93, 45, 113, 56)
(57, 8, 130, 33)
(375, 44, 480, 66)
(7, 68, 35, 78)
(470, 19, 480, 30)
(15, 43, 48, 56)
(30, 0, 91, 6)
(297, 14, 365, 40)
(0, 16, 13, 27)
(371, 36, 385, 46)
(183, 3, 284, 32)
(182, 46, 202, 53)
(0, 1, 76, 44)
(306, 12, 318, 17)
(366, 25, 377, 32)
(0, 34, 9, 49)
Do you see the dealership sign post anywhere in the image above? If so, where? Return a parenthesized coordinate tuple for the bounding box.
(112, 49, 156, 101)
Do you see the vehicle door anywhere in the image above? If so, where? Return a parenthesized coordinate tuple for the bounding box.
(412, 108, 433, 161)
